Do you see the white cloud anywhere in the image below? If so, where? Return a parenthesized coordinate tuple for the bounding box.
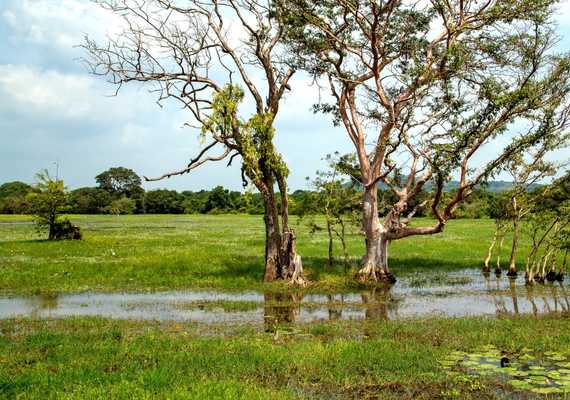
(0, 64, 157, 124)
(2, 0, 122, 51)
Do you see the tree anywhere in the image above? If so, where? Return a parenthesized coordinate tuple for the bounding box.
(0, 181, 34, 214)
(502, 146, 561, 277)
(95, 167, 143, 198)
(181, 190, 210, 214)
(27, 170, 81, 240)
(302, 153, 361, 268)
(68, 187, 112, 214)
(83, 0, 305, 284)
(524, 171, 570, 283)
(0, 181, 33, 199)
(286, 0, 570, 283)
(105, 197, 136, 215)
(144, 190, 185, 214)
(483, 193, 510, 276)
(202, 186, 234, 214)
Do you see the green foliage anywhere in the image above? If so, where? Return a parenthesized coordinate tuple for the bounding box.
(0, 181, 33, 199)
(202, 186, 236, 214)
(202, 85, 289, 188)
(27, 170, 71, 240)
(301, 154, 362, 266)
(144, 190, 185, 214)
(0, 182, 34, 214)
(105, 197, 136, 215)
(95, 167, 143, 198)
(68, 187, 112, 214)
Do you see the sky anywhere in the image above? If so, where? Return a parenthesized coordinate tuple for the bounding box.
(1, 0, 570, 192)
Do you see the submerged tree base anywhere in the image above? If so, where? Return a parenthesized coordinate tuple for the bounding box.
(546, 271, 557, 282)
(356, 265, 397, 284)
(506, 269, 518, 278)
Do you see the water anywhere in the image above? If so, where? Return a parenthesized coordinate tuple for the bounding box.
(0, 269, 569, 326)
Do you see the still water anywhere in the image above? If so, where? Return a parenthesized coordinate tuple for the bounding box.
(0, 270, 568, 325)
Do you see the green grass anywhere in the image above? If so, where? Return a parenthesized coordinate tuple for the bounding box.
(0, 214, 528, 295)
(0, 214, 562, 399)
(1, 316, 570, 399)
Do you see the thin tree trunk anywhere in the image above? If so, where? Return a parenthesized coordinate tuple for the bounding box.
(507, 201, 520, 276)
(495, 235, 505, 276)
(337, 219, 350, 269)
(326, 219, 334, 267)
(484, 228, 498, 274)
(558, 249, 568, 281)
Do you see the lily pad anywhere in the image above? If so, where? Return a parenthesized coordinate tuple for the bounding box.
(475, 363, 499, 370)
(529, 365, 546, 371)
(530, 387, 563, 395)
(508, 380, 533, 390)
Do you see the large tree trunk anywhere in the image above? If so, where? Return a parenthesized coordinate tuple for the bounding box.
(262, 187, 281, 282)
(357, 187, 395, 283)
(259, 174, 306, 285)
(277, 174, 306, 285)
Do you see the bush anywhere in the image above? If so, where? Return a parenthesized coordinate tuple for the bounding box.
(105, 197, 136, 215)
(50, 219, 82, 240)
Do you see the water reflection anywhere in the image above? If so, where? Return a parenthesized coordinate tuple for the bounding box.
(483, 273, 570, 317)
(0, 270, 569, 326)
(361, 285, 397, 320)
(263, 291, 303, 332)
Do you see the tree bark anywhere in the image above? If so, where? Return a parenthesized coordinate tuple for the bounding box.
(357, 187, 395, 283)
(262, 187, 281, 282)
(277, 174, 306, 285)
(259, 174, 306, 285)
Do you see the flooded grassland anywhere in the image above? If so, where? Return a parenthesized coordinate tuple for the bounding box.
(2, 215, 570, 398)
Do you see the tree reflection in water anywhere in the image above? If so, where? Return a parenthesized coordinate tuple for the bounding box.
(263, 291, 304, 332)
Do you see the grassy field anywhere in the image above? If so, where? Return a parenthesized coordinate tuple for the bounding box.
(3, 214, 564, 399)
(0, 214, 530, 294)
(2, 316, 570, 399)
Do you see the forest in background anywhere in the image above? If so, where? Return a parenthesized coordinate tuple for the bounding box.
(0, 165, 536, 219)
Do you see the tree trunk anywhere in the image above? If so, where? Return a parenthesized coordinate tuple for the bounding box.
(326, 219, 334, 267)
(484, 228, 498, 274)
(277, 174, 306, 285)
(495, 234, 505, 276)
(357, 187, 395, 283)
(507, 198, 520, 277)
(262, 187, 281, 282)
(338, 219, 350, 270)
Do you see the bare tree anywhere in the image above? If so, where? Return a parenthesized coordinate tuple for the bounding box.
(83, 0, 305, 284)
(285, 0, 570, 283)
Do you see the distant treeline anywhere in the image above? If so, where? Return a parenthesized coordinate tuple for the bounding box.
(0, 167, 505, 218)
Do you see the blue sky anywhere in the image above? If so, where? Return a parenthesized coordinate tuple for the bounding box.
(1, 0, 570, 192)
